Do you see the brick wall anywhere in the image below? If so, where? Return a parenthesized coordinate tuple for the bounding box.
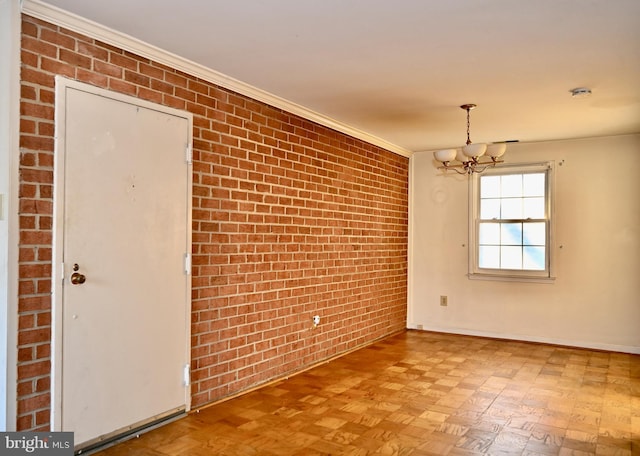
(17, 14, 409, 431)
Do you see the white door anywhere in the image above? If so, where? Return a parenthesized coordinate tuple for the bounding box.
(52, 78, 192, 449)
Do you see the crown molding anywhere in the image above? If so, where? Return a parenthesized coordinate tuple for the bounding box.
(21, 0, 412, 157)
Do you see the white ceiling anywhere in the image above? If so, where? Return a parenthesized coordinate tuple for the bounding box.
(31, 0, 640, 154)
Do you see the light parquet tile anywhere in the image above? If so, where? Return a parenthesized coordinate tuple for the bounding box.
(94, 331, 640, 455)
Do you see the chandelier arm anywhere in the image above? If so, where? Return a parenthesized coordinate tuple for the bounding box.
(436, 163, 473, 175)
(473, 164, 493, 174)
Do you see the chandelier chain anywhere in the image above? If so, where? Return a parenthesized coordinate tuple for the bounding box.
(466, 107, 471, 145)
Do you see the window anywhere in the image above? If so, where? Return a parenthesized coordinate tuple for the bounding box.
(469, 162, 554, 281)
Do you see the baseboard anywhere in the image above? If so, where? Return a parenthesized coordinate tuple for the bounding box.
(407, 324, 640, 355)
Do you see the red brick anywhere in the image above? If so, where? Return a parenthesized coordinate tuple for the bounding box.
(19, 216, 35, 230)
(16, 414, 33, 431)
(40, 57, 76, 79)
(94, 59, 123, 78)
(165, 71, 188, 88)
(17, 380, 34, 396)
(22, 19, 38, 38)
(18, 280, 35, 295)
(76, 68, 108, 87)
(18, 328, 51, 346)
(20, 135, 54, 151)
(37, 121, 54, 137)
(124, 69, 150, 87)
(39, 89, 55, 104)
(35, 410, 50, 426)
(110, 53, 138, 71)
(21, 68, 55, 88)
(150, 78, 174, 95)
(20, 102, 54, 120)
(18, 347, 34, 363)
(21, 85, 38, 101)
(17, 360, 50, 380)
(17, 392, 50, 414)
(36, 343, 51, 359)
(19, 230, 52, 245)
(17, 15, 409, 433)
(138, 87, 163, 104)
(108, 77, 137, 95)
(40, 27, 75, 50)
(19, 196, 53, 214)
(139, 62, 164, 80)
(76, 41, 109, 60)
(18, 296, 50, 313)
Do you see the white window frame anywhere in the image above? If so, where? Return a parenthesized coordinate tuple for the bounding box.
(468, 161, 556, 283)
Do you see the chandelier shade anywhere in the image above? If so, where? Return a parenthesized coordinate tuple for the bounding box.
(434, 104, 506, 175)
(433, 148, 457, 163)
(462, 142, 486, 158)
(485, 142, 507, 158)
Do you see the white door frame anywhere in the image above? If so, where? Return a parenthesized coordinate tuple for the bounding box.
(51, 76, 193, 431)
(0, 0, 21, 432)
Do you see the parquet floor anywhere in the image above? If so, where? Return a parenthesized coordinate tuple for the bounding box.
(96, 330, 640, 455)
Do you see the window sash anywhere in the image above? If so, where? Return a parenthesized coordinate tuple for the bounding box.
(476, 219, 549, 272)
(469, 162, 554, 281)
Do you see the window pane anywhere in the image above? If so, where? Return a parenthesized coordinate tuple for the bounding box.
(479, 246, 500, 269)
(480, 175, 500, 198)
(501, 198, 523, 219)
(501, 246, 522, 269)
(501, 223, 522, 245)
(472, 167, 552, 277)
(480, 199, 500, 219)
(501, 174, 522, 197)
(523, 246, 545, 270)
(479, 223, 500, 244)
(523, 222, 546, 246)
(523, 197, 545, 219)
(523, 173, 545, 197)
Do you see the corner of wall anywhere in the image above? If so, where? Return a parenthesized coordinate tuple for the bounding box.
(0, 0, 22, 432)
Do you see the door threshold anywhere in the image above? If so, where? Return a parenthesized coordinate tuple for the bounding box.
(76, 408, 186, 455)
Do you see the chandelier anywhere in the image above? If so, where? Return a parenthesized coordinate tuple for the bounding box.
(433, 104, 506, 174)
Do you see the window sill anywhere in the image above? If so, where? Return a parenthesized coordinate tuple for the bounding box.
(467, 273, 556, 284)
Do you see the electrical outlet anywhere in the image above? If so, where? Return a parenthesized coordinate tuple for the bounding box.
(312, 315, 320, 326)
(440, 295, 448, 306)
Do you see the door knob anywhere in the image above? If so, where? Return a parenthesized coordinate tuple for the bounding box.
(71, 272, 86, 285)
(71, 263, 86, 285)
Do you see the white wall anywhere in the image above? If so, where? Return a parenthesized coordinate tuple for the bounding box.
(409, 134, 640, 353)
(0, 0, 20, 431)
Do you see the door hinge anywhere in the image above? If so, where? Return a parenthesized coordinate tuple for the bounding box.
(185, 145, 192, 164)
(183, 364, 190, 386)
(184, 253, 191, 275)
